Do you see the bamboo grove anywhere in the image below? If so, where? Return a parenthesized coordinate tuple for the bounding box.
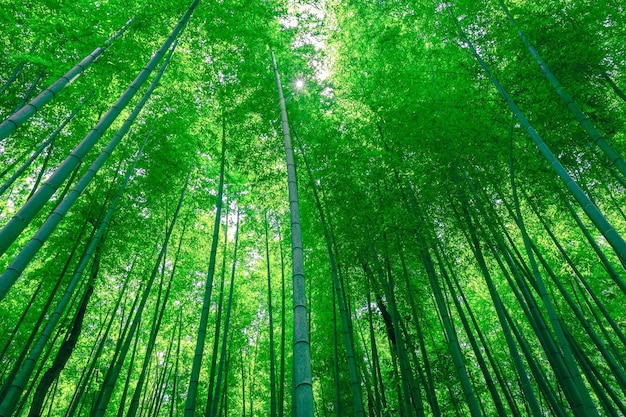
(0, 0, 625, 416)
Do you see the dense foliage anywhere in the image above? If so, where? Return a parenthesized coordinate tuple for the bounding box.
(1, 0, 625, 416)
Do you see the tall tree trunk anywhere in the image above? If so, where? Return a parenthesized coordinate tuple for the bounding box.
(270, 50, 314, 417)
(331, 279, 342, 417)
(294, 129, 364, 416)
(205, 200, 229, 415)
(437, 250, 507, 416)
(126, 214, 189, 417)
(26, 244, 100, 417)
(114, 316, 143, 417)
(0, 210, 109, 416)
(497, 0, 626, 178)
(0, 77, 162, 301)
(0, 43, 38, 96)
(507, 145, 598, 415)
(63, 262, 135, 417)
(397, 247, 441, 417)
(559, 193, 626, 295)
(169, 306, 183, 417)
(184, 112, 227, 416)
(278, 228, 287, 417)
(601, 72, 626, 104)
(420, 246, 482, 417)
(12, 69, 45, 115)
(0, 92, 92, 195)
(210, 211, 240, 417)
(265, 212, 278, 417)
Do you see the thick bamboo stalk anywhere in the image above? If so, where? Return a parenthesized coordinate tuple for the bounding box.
(270, 50, 314, 417)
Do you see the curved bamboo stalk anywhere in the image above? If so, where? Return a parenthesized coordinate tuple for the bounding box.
(0, 18, 133, 141)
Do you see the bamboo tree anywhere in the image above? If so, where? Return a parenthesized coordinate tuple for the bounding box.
(331, 278, 342, 417)
(114, 314, 143, 417)
(0, 18, 133, 141)
(397, 247, 441, 417)
(205, 205, 229, 416)
(451, 192, 543, 416)
(125, 214, 189, 417)
(12, 69, 45, 115)
(0, 39, 173, 300)
(601, 72, 626, 104)
(12, 315, 72, 417)
(294, 128, 364, 416)
(184, 113, 227, 417)
(524, 191, 626, 350)
(91, 166, 191, 417)
(153, 318, 178, 417)
(0, 0, 199, 257)
(278, 228, 287, 417)
(507, 142, 598, 415)
(170, 305, 183, 417)
(210, 210, 240, 417)
(447, 5, 626, 266)
(362, 259, 414, 417)
(383, 249, 425, 416)
(496, 0, 626, 178)
(270, 50, 313, 417)
(0, 92, 93, 195)
(0, 144, 155, 416)
(0, 218, 92, 409)
(463, 175, 601, 416)
(437, 249, 507, 416)
(26, 240, 101, 417)
(63, 262, 134, 417)
(418, 245, 482, 417)
(0, 279, 43, 370)
(0, 43, 38, 96)
(265, 212, 278, 417)
(529, 236, 626, 395)
(559, 193, 626, 296)
(442, 252, 523, 416)
(0, 119, 155, 417)
(500, 302, 567, 417)
(242, 352, 246, 417)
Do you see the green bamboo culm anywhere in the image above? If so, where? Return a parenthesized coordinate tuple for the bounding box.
(0, 0, 199, 258)
(0, 123, 152, 417)
(209, 211, 240, 417)
(447, 5, 626, 269)
(294, 129, 365, 417)
(0, 42, 176, 302)
(184, 110, 226, 417)
(91, 166, 192, 417)
(496, 0, 626, 179)
(0, 92, 93, 196)
(270, 50, 314, 417)
(0, 18, 133, 141)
